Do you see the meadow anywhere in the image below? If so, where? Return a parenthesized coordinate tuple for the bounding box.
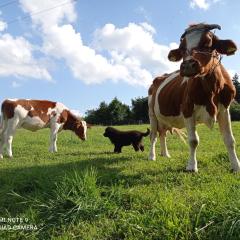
(0, 123, 240, 239)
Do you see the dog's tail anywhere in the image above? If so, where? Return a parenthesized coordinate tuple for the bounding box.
(142, 128, 150, 137)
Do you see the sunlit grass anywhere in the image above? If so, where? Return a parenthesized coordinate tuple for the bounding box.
(0, 123, 240, 239)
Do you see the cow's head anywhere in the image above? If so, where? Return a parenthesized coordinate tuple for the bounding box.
(168, 23, 237, 77)
(75, 120, 88, 140)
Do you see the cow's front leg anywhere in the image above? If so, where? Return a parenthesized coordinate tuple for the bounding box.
(49, 124, 61, 153)
(218, 107, 240, 172)
(184, 117, 199, 172)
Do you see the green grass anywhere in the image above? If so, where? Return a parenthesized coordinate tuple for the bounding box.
(0, 124, 240, 239)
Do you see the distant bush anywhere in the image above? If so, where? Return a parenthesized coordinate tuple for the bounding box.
(230, 103, 240, 121)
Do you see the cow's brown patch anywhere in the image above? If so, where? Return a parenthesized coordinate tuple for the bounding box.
(62, 111, 85, 140)
(1, 99, 57, 123)
(149, 62, 236, 119)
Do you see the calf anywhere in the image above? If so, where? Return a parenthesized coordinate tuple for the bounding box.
(148, 23, 240, 172)
(0, 99, 88, 158)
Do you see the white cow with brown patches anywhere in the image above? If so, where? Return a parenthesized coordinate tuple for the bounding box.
(148, 23, 240, 172)
(0, 99, 88, 158)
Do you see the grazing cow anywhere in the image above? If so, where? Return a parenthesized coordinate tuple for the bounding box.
(148, 23, 240, 172)
(0, 99, 88, 158)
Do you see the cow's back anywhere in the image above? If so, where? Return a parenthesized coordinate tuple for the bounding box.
(1, 99, 64, 131)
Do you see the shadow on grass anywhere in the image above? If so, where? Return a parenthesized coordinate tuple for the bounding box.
(0, 148, 194, 218)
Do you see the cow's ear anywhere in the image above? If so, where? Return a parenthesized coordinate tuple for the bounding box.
(214, 39, 237, 55)
(168, 49, 183, 62)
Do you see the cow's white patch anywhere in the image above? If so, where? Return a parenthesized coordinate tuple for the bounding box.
(157, 114, 185, 129)
(47, 102, 68, 116)
(14, 105, 29, 119)
(81, 121, 87, 139)
(194, 104, 216, 128)
(185, 30, 203, 53)
(7, 98, 18, 102)
(47, 107, 54, 116)
(154, 72, 179, 114)
(181, 77, 189, 85)
(21, 116, 46, 131)
(56, 102, 68, 112)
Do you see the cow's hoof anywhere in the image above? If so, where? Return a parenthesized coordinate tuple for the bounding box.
(161, 153, 171, 158)
(231, 168, 240, 173)
(148, 155, 156, 161)
(186, 166, 198, 173)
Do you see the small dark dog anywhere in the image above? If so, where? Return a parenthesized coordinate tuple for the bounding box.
(103, 127, 150, 153)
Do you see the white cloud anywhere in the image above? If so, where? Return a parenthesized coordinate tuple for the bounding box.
(19, 0, 179, 88)
(190, 0, 221, 10)
(0, 34, 51, 80)
(0, 20, 7, 31)
(94, 23, 179, 79)
(19, 0, 77, 31)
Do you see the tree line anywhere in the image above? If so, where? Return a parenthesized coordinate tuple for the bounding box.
(230, 73, 240, 121)
(85, 97, 148, 125)
(85, 73, 240, 125)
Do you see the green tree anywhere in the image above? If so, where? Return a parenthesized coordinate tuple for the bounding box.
(230, 103, 240, 121)
(85, 98, 131, 125)
(108, 98, 131, 125)
(232, 73, 240, 103)
(131, 97, 149, 123)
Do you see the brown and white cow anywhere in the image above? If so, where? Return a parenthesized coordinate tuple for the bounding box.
(148, 23, 240, 172)
(0, 99, 88, 158)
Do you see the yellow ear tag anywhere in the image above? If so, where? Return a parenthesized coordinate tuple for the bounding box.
(170, 56, 177, 61)
(227, 47, 237, 55)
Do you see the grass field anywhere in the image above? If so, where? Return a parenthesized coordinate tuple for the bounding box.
(0, 123, 240, 239)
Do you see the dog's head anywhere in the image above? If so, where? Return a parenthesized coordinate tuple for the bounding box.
(103, 127, 113, 138)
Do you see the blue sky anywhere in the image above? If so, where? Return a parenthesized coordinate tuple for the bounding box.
(0, 0, 240, 115)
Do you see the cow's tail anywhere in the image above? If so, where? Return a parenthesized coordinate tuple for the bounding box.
(170, 128, 187, 144)
(142, 128, 150, 137)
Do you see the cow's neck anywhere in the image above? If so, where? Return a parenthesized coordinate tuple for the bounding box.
(200, 64, 225, 94)
(198, 64, 225, 117)
(63, 112, 79, 133)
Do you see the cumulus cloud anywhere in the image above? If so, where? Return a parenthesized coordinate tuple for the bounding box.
(94, 23, 179, 76)
(19, 0, 77, 30)
(0, 34, 51, 80)
(190, 0, 221, 10)
(19, 0, 179, 88)
(0, 20, 7, 31)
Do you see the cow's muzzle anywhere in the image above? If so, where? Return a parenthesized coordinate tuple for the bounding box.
(180, 59, 201, 77)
